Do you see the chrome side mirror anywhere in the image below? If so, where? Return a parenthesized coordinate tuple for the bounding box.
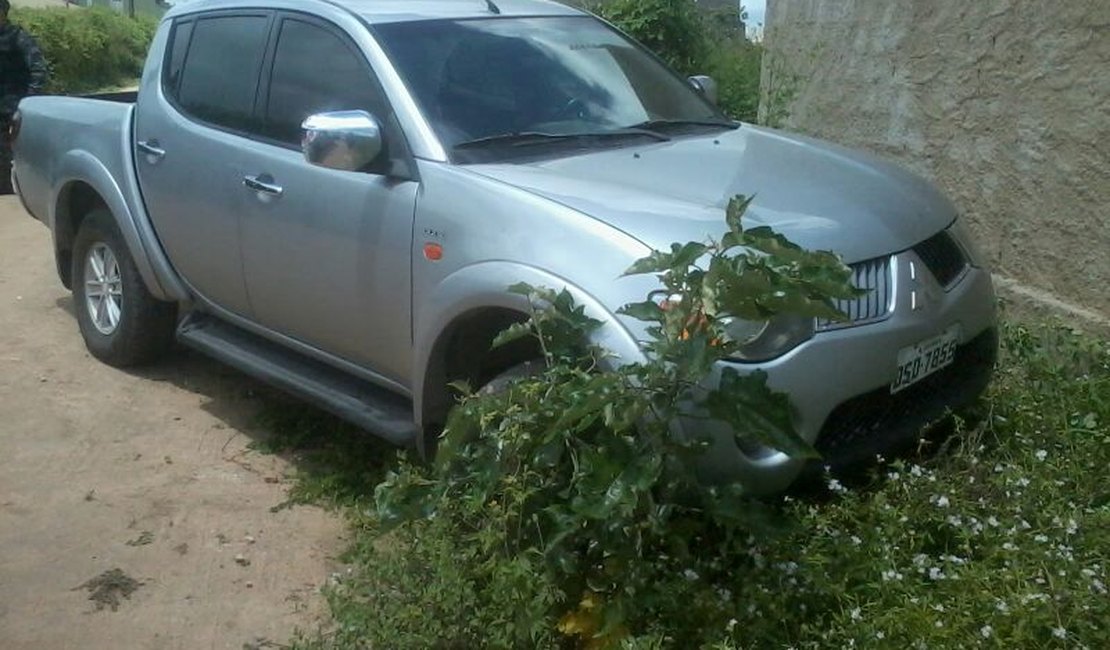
(301, 110, 383, 172)
(688, 75, 719, 106)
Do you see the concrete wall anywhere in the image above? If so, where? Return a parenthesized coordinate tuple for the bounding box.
(762, 0, 1110, 324)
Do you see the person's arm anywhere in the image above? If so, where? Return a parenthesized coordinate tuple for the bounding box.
(17, 28, 48, 95)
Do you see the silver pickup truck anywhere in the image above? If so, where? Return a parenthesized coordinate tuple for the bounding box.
(10, 0, 997, 493)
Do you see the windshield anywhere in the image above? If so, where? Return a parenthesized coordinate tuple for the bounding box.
(372, 16, 728, 161)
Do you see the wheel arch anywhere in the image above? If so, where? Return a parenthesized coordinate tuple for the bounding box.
(412, 262, 645, 454)
(50, 150, 185, 302)
(52, 180, 108, 289)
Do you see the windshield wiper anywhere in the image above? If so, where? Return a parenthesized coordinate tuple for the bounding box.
(627, 118, 739, 132)
(453, 128, 670, 151)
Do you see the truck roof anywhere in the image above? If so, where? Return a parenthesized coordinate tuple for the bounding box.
(166, 0, 585, 24)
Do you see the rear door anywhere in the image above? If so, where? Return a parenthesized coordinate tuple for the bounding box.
(134, 12, 273, 317)
(236, 14, 418, 381)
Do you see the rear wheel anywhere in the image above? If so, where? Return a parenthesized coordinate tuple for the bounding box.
(72, 208, 177, 367)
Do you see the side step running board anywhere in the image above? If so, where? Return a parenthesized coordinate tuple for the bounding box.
(177, 316, 418, 447)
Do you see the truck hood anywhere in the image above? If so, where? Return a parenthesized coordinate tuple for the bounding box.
(466, 125, 956, 263)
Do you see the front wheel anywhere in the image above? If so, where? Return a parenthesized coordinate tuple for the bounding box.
(72, 208, 177, 367)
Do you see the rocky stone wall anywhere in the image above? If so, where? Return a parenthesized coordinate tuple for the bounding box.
(762, 0, 1110, 321)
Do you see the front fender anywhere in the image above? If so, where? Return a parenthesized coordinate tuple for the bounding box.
(411, 261, 644, 428)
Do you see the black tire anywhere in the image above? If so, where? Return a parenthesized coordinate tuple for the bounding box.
(478, 359, 546, 396)
(72, 208, 177, 367)
(419, 360, 546, 459)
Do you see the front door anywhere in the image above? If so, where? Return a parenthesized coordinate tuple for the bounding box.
(237, 15, 418, 382)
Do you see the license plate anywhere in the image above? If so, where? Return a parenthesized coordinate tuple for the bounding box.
(891, 326, 961, 394)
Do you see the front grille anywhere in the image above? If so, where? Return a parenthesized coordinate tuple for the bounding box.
(914, 230, 968, 288)
(817, 256, 893, 331)
(813, 328, 998, 468)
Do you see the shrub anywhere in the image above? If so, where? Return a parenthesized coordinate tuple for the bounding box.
(589, 0, 763, 123)
(306, 197, 860, 648)
(703, 39, 763, 123)
(9, 7, 157, 94)
(590, 0, 709, 74)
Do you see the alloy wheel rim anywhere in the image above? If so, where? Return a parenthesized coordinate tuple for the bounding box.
(84, 242, 123, 335)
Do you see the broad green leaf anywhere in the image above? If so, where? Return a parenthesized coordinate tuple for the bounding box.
(670, 241, 709, 269)
(622, 249, 675, 276)
(618, 300, 665, 322)
(704, 369, 819, 459)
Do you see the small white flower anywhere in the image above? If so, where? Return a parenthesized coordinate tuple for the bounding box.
(827, 478, 847, 493)
(1067, 519, 1079, 535)
(875, 631, 886, 640)
(987, 516, 1001, 527)
(935, 495, 950, 508)
(726, 618, 738, 631)
(980, 625, 993, 638)
(1035, 449, 1048, 461)
(1052, 627, 1067, 639)
(682, 568, 699, 581)
(850, 535, 862, 546)
(910, 465, 925, 477)
(935, 620, 943, 628)
(928, 567, 946, 581)
(850, 607, 862, 621)
(1035, 534, 1049, 543)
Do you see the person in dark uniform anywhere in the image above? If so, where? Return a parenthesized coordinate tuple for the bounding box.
(0, 0, 48, 195)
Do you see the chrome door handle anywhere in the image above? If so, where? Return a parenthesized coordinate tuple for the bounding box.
(242, 174, 284, 197)
(137, 140, 166, 159)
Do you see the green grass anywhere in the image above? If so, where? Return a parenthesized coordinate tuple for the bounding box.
(707, 321, 1110, 649)
(258, 319, 1109, 648)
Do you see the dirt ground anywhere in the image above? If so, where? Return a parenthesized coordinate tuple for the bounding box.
(0, 196, 345, 648)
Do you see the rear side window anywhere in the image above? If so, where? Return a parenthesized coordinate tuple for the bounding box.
(262, 19, 385, 146)
(163, 19, 194, 94)
(176, 15, 270, 134)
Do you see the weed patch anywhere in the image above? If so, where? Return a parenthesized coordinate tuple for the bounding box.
(75, 568, 142, 612)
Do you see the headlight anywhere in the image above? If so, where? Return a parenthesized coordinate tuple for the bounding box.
(724, 314, 815, 362)
(948, 217, 988, 269)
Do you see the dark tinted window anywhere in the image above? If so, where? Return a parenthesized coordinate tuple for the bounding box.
(164, 20, 194, 94)
(263, 19, 384, 146)
(177, 15, 269, 133)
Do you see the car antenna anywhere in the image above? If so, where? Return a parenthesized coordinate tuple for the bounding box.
(485, 0, 501, 14)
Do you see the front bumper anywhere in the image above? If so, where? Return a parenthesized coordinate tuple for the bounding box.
(688, 248, 998, 494)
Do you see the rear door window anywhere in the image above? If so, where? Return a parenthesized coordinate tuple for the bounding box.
(175, 14, 270, 135)
(163, 19, 194, 95)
